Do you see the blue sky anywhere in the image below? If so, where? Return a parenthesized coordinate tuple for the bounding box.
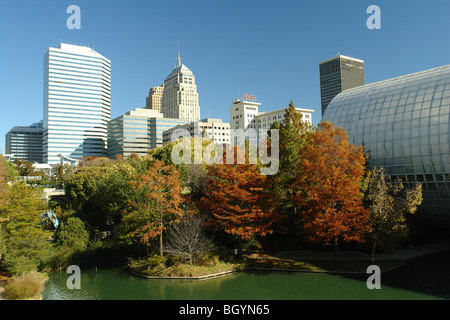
(0, 0, 449, 153)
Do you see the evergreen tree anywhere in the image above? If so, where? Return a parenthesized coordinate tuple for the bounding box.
(1, 182, 53, 274)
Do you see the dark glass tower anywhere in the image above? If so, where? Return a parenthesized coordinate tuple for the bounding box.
(319, 55, 365, 115)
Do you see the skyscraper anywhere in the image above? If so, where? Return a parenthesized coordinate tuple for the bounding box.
(5, 121, 44, 163)
(161, 52, 200, 123)
(43, 43, 111, 165)
(145, 85, 164, 112)
(319, 55, 365, 115)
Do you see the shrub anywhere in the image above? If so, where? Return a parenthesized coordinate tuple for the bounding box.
(55, 217, 90, 251)
(4, 271, 46, 300)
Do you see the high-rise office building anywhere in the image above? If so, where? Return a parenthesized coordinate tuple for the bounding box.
(161, 53, 200, 123)
(43, 43, 111, 165)
(5, 121, 44, 163)
(319, 55, 365, 115)
(108, 108, 188, 159)
(146, 85, 164, 112)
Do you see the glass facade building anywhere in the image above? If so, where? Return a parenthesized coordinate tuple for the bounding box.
(107, 108, 188, 159)
(322, 65, 450, 228)
(5, 121, 44, 163)
(43, 43, 111, 165)
(319, 55, 365, 115)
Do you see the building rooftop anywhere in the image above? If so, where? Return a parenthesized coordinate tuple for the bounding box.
(319, 54, 364, 65)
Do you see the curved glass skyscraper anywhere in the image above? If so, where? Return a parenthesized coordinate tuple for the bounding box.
(322, 65, 450, 228)
(43, 43, 111, 165)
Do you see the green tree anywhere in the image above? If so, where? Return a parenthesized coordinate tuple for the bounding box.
(65, 161, 139, 229)
(55, 217, 90, 252)
(269, 101, 312, 232)
(0, 182, 53, 274)
(13, 159, 36, 177)
(364, 167, 423, 261)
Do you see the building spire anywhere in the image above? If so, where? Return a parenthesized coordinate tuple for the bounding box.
(177, 41, 181, 67)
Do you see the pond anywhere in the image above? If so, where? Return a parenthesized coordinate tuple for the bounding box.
(42, 251, 450, 300)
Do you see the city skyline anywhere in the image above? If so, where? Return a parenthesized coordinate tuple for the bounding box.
(1, 0, 450, 153)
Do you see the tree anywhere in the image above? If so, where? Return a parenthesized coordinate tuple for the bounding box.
(65, 161, 139, 229)
(364, 167, 423, 262)
(13, 159, 35, 177)
(164, 213, 212, 265)
(199, 146, 278, 254)
(0, 155, 8, 207)
(0, 182, 53, 274)
(269, 101, 312, 232)
(55, 217, 90, 252)
(125, 160, 184, 257)
(292, 121, 369, 259)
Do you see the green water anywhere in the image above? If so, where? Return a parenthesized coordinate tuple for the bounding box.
(42, 251, 450, 300)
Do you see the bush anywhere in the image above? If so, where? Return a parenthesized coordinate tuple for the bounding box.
(55, 217, 90, 251)
(4, 271, 46, 300)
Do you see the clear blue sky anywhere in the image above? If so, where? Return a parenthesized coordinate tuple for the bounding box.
(1, 0, 449, 153)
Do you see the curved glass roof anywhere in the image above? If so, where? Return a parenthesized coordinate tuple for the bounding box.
(322, 65, 450, 228)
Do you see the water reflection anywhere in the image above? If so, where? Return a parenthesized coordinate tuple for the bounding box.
(43, 251, 450, 300)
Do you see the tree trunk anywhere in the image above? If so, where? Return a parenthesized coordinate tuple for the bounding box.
(371, 240, 377, 263)
(333, 238, 339, 263)
(159, 214, 164, 258)
(237, 237, 243, 257)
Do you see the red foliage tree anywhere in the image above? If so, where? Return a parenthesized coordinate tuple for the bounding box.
(292, 121, 369, 254)
(199, 146, 278, 252)
(128, 160, 183, 257)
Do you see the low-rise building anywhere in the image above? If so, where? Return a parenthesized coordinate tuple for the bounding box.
(5, 121, 44, 163)
(163, 118, 231, 145)
(107, 108, 187, 158)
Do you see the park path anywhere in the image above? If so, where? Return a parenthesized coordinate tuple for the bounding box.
(273, 240, 450, 261)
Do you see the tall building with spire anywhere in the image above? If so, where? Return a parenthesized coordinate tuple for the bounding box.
(161, 52, 200, 123)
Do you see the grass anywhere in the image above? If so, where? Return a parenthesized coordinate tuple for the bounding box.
(243, 257, 405, 273)
(4, 271, 48, 300)
(129, 255, 237, 278)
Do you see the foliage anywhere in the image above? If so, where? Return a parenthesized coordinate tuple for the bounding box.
(55, 217, 90, 252)
(55, 163, 76, 185)
(0, 156, 17, 183)
(65, 160, 139, 229)
(291, 121, 369, 248)
(364, 167, 423, 260)
(4, 271, 46, 300)
(122, 160, 184, 257)
(199, 146, 278, 247)
(0, 182, 53, 274)
(12, 159, 36, 177)
(269, 101, 313, 231)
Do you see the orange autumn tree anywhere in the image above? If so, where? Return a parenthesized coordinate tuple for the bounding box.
(199, 146, 278, 254)
(292, 121, 369, 257)
(125, 160, 184, 257)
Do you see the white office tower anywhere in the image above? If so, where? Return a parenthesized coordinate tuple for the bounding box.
(43, 43, 111, 165)
(161, 52, 200, 123)
(230, 96, 261, 145)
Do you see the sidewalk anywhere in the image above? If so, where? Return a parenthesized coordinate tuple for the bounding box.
(274, 240, 450, 261)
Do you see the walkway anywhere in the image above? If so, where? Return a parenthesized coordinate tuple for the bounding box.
(274, 240, 450, 261)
